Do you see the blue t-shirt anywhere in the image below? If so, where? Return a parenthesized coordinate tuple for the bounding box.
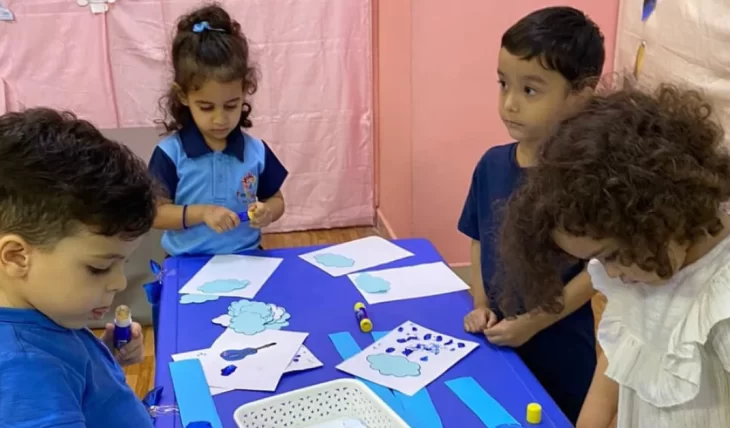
(148, 123, 288, 256)
(0, 308, 152, 428)
(458, 143, 595, 424)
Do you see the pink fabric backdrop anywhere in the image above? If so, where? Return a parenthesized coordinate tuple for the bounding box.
(0, 0, 374, 232)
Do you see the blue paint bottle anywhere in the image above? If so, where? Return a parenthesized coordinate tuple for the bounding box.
(113, 305, 133, 350)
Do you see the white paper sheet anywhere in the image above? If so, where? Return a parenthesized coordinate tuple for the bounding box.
(172, 329, 307, 392)
(179, 255, 283, 299)
(299, 236, 414, 277)
(347, 262, 470, 304)
(170, 340, 322, 395)
(336, 321, 478, 396)
(212, 328, 323, 374)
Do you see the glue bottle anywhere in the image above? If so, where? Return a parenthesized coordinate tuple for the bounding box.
(354, 302, 373, 333)
(114, 305, 133, 350)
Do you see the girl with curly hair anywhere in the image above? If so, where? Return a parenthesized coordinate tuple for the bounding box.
(148, 3, 288, 256)
(496, 84, 730, 427)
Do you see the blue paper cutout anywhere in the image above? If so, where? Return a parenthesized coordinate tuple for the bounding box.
(354, 273, 391, 294)
(314, 253, 355, 268)
(180, 294, 221, 304)
(367, 353, 421, 377)
(642, 0, 656, 21)
(227, 299, 291, 335)
(445, 377, 519, 427)
(198, 279, 250, 293)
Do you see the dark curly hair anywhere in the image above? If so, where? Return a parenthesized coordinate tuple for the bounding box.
(502, 6, 605, 89)
(158, 3, 259, 133)
(0, 108, 158, 246)
(495, 83, 730, 316)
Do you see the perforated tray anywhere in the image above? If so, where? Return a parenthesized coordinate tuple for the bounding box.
(233, 379, 409, 427)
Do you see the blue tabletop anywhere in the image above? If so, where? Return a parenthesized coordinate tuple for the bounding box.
(153, 238, 572, 428)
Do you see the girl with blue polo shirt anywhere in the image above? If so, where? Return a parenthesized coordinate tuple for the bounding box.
(149, 4, 288, 256)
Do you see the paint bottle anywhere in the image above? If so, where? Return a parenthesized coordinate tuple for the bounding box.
(353, 302, 373, 333)
(114, 305, 133, 350)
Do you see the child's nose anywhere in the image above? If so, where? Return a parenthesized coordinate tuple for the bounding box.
(107, 272, 128, 293)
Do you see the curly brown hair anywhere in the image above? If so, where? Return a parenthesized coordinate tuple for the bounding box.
(0, 108, 158, 246)
(495, 83, 730, 317)
(157, 3, 259, 133)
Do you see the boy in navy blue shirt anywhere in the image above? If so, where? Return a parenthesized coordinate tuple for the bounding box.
(0, 109, 156, 427)
(458, 7, 605, 423)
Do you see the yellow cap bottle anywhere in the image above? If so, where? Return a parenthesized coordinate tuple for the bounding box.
(526, 402, 542, 424)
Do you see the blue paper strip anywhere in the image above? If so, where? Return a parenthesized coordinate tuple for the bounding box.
(169, 359, 223, 428)
(445, 377, 519, 427)
(372, 331, 443, 428)
(329, 332, 407, 419)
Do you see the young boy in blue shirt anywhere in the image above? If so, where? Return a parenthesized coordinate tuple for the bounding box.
(0, 108, 156, 427)
(458, 7, 605, 423)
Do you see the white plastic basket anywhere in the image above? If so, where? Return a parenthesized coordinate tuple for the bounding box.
(233, 379, 410, 428)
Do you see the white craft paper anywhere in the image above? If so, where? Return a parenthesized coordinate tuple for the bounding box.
(201, 328, 306, 391)
(172, 333, 321, 395)
(336, 321, 478, 396)
(212, 328, 323, 374)
(179, 254, 283, 298)
(299, 236, 414, 277)
(347, 262, 470, 304)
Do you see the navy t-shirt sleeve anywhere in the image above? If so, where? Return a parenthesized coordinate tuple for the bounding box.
(257, 141, 288, 201)
(148, 146, 179, 201)
(0, 353, 85, 428)
(458, 159, 484, 241)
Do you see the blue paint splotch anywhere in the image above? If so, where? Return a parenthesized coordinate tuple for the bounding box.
(354, 273, 391, 294)
(367, 353, 421, 377)
(314, 253, 355, 268)
(226, 299, 291, 335)
(180, 294, 221, 304)
(198, 279, 250, 294)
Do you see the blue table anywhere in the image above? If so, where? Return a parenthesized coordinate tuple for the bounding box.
(153, 238, 572, 428)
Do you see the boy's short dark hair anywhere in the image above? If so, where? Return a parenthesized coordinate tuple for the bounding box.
(0, 108, 157, 247)
(502, 6, 605, 88)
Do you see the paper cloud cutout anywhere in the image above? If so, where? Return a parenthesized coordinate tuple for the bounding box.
(367, 353, 421, 377)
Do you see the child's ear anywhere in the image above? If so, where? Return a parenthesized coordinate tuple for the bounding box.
(0, 235, 31, 278)
(173, 83, 189, 106)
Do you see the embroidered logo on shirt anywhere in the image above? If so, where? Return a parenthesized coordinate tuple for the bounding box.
(237, 173, 257, 206)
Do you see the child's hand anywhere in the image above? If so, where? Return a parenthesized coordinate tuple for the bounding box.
(100, 322, 145, 366)
(249, 201, 273, 229)
(202, 205, 240, 233)
(484, 314, 540, 347)
(464, 306, 498, 333)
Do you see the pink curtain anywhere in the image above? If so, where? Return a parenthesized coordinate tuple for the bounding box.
(0, 0, 374, 232)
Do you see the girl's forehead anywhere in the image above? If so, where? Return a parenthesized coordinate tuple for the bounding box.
(189, 79, 244, 100)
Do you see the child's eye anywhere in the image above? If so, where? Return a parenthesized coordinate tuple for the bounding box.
(87, 266, 111, 276)
(224, 104, 238, 110)
(524, 87, 537, 96)
(497, 79, 507, 89)
(199, 106, 214, 112)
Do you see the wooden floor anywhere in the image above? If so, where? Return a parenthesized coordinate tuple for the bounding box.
(108, 225, 607, 399)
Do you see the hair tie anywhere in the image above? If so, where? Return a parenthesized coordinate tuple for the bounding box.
(192, 21, 225, 33)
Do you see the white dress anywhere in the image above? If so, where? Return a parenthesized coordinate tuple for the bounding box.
(588, 236, 730, 428)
